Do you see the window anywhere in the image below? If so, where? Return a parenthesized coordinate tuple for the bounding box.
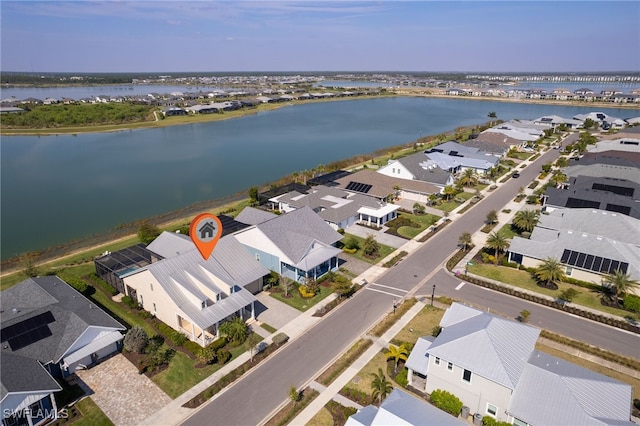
(565, 266, 573, 276)
(486, 403, 497, 417)
(434, 357, 440, 366)
(447, 362, 453, 371)
(139, 295, 143, 307)
(150, 282, 153, 291)
(462, 369, 472, 382)
(255, 253, 260, 262)
(513, 418, 528, 426)
(153, 303, 157, 314)
(392, 168, 396, 173)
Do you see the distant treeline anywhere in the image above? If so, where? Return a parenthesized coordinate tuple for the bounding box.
(1, 103, 155, 128)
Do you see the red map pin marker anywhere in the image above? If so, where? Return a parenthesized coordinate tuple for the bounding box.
(189, 213, 223, 260)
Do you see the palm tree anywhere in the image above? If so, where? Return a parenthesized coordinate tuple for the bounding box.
(534, 257, 566, 289)
(457, 168, 478, 188)
(603, 269, 639, 302)
(385, 344, 409, 373)
(370, 368, 393, 406)
(512, 209, 540, 233)
(555, 157, 569, 168)
(443, 185, 457, 201)
(219, 316, 248, 343)
(458, 232, 472, 251)
(488, 111, 497, 126)
(485, 231, 509, 264)
(549, 170, 568, 187)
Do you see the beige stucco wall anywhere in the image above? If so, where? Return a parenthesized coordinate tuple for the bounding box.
(425, 357, 512, 421)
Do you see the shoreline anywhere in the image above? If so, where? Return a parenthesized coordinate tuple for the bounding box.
(2, 93, 638, 136)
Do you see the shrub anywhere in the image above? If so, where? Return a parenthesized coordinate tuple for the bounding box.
(344, 236, 360, 251)
(298, 285, 315, 298)
(395, 369, 408, 387)
(343, 247, 357, 254)
(197, 346, 217, 364)
(430, 389, 463, 416)
(272, 333, 289, 346)
(171, 331, 188, 346)
(121, 295, 139, 309)
(482, 416, 512, 426)
(623, 294, 640, 313)
(559, 288, 579, 303)
(123, 326, 149, 354)
(65, 276, 89, 294)
(432, 326, 443, 337)
(216, 349, 231, 364)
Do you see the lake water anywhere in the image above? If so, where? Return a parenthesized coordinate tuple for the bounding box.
(1, 97, 638, 259)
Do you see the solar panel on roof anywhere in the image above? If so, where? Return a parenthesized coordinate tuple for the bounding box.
(561, 250, 628, 275)
(605, 204, 631, 215)
(592, 183, 634, 197)
(345, 181, 372, 194)
(1, 311, 55, 350)
(566, 198, 601, 209)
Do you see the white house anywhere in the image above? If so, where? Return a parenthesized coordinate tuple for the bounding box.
(405, 303, 634, 425)
(122, 232, 269, 347)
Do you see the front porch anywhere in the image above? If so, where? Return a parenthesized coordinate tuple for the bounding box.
(357, 204, 400, 227)
(281, 254, 340, 283)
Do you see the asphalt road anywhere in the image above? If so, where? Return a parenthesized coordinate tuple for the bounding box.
(183, 142, 639, 426)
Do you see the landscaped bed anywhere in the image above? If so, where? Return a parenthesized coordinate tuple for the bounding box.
(384, 212, 439, 239)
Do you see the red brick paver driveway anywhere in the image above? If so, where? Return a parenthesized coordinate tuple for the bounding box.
(75, 354, 171, 426)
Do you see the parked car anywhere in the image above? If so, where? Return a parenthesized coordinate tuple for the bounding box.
(512, 172, 520, 178)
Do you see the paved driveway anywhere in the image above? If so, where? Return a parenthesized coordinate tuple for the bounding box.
(75, 354, 171, 426)
(344, 223, 407, 248)
(255, 292, 302, 329)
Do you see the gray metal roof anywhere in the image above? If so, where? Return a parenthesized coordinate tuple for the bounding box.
(405, 336, 433, 374)
(565, 163, 640, 184)
(394, 152, 454, 186)
(428, 303, 540, 390)
(130, 236, 268, 330)
(346, 388, 467, 426)
(235, 207, 277, 225)
(424, 141, 500, 171)
(508, 351, 635, 426)
(255, 206, 343, 264)
(1, 277, 125, 364)
(147, 231, 195, 259)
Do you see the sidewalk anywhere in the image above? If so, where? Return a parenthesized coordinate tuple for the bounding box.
(141, 147, 556, 426)
(139, 293, 339, 426)
(288, 300, 428, 425)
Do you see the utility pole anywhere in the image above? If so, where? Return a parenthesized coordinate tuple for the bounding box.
(431, 284, 436, 306)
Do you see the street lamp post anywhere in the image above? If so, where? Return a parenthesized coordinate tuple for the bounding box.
(431, 284, 436, 306)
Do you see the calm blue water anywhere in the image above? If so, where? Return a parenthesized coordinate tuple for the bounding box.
(1, 97, 638, 259)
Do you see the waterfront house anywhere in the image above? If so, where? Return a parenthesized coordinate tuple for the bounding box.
(233, 206, 342, 283)
(268, 185, 400, 230)
(1, 276, 126, 426)
(405, 303, 634, 425)
(122, 232, 268, 347)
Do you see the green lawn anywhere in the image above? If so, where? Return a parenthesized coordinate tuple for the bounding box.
(435, 192, 473, 213)
(71, 398, 114, 426)
(393, 305, 446, 345)
(348, 351, 393, 395)
(388, 212, 440, 239)
(467, 263, 635, 318)
(497, 223, 519, 240)
(270, 284, 334, 312)
(151, 351, 224, 399)
(507, 151, 533, 160)
(340, 233, 395, 264)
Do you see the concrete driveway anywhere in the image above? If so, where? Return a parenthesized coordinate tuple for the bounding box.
(74, 354, 171, 426)
(255, 292, 302, 329)
(344, 223, 407, 249)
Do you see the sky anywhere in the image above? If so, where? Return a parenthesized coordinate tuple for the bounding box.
(1, 1, 639, 73)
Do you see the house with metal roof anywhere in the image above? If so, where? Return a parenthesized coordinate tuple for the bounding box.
(405, 303, 634, 425)
(233, 206, 343, 283)
(268, 185, 400, 230)
(346, 388, 466, 426)
(532, 114, 583, 129)
(508, 209, 640, 283)
(122, 232, 269, 347)
(1, 277, 126, 426)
